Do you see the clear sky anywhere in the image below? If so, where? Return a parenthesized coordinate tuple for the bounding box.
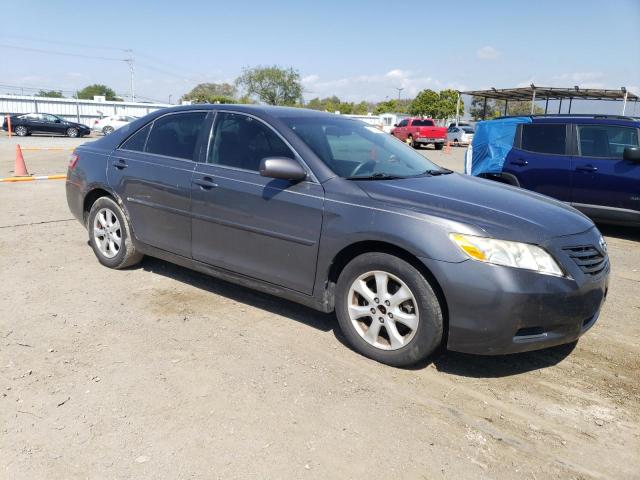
(1, 0, 639, 111)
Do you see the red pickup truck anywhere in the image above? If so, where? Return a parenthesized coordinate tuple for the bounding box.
(391, 118, 447, 150)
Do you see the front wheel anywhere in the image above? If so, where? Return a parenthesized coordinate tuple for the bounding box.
(335, 253, 444, 367)
(14, 125, 28, 136)
(102, 126, 114, 135)
(434, 143, 444, 150)
(66, 127, 78, 138)
(87, 196, 143, 269)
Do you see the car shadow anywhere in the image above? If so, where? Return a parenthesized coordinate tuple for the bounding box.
(139, 256, 577, 378)
(597, 223, 640, 242)
(140, 256, 335, 333)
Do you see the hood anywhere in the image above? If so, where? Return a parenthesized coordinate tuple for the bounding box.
(356, 173, 594, 244)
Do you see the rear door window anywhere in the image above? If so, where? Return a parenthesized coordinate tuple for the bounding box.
(521, 124, 566, 155)
(145, 112, 207, 160)
(577, 125, 639, 158)
(120, 124, 151, 152)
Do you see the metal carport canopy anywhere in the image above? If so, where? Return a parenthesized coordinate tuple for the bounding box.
(458, 86, 638, 118)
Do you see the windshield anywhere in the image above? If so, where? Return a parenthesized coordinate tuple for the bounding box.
(281, 116, 441, 179)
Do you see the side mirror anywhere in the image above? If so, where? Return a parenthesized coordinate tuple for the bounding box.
(259, 157, 307, 182)
(55, 119, 61, 123)
(623, 146, 640, 162)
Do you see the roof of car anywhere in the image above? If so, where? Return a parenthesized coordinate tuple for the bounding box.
(493, 114, 640, 126)
(156, 103, 343, 120)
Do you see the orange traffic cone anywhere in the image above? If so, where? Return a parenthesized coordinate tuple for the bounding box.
(14, 144, 29, 176)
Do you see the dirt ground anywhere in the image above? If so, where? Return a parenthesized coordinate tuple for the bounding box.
(1, 132, 639, 479)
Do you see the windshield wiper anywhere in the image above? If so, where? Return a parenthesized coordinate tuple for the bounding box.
(422, 168, 454, 176)
(346, 173, 405, 180)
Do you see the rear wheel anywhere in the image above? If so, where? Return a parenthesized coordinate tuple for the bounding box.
(434, 143, 444, 150)
(407, 135, 417, 149)
(335, 252, 444, 367)
(66, 127, 78, 138)
(14, 125, 28, 136)
(87, 196, 142, 269)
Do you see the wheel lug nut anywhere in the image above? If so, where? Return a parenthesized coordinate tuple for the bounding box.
(388, 313, 394, 319)
(370, 308, 376, 314)
(374, 297, 379, 304)
(378, 317, 384, 323)
(385, 300, 390, 306)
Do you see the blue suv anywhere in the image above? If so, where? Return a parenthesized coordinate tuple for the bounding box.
(467, 115, 640, 226)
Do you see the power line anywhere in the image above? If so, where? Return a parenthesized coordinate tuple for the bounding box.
(0, 34, 128, 52)
(0, 44, 125, 61)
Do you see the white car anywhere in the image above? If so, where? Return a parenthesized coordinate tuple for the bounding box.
(447, 125, 475, 146)
(93, 115, 137, 135)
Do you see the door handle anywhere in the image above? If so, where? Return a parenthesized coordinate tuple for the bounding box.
(193, 176, 218, 189)
(510, 159, 529, 166)
(112, 159, 128, 169)
(576, 165, 598, 173)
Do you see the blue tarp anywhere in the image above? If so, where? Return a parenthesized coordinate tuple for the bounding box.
(465, 117, 531, 176)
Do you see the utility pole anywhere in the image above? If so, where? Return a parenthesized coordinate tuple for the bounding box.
(395, 87, 404, 108)
(124, 49, 135, 103)
(169, 94, 173, 105)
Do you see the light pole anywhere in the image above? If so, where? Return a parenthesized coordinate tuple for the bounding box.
(124, 49, 135, 103)
(395, 87, 404, 108)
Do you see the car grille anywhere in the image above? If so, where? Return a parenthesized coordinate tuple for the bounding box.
(563, 245, 608, 276)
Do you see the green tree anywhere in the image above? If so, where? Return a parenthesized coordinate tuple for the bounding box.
(77, 84, 117, 101)
(494, 100, 543, 116)
(469, 96, 491, 120)
(373, 99, 398, 115)
(436, 89, 464, 120)
(36, 90, 64, 98)
(352, 101, 369, 115)
(409, 89, 439, 117)
(181, 83, 237, 103)
(236, 65, 302, 106)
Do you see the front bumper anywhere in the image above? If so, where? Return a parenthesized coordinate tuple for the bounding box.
(420, 228, 609, 355)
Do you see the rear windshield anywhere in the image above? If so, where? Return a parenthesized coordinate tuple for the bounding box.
(412, 119, 434, 126)
(462, 127, 475, 133)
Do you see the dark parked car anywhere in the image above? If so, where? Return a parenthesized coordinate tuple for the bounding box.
(66, 105, 609, 366)
(3, 113, 91, 137)
(468, 115, 640, 226)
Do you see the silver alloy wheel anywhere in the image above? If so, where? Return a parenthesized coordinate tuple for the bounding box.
(347, 270, 419, 350)
(67, 127, 78, 138)
(15, 126, 27, 136)
(93, 207, 122, 259)
(103, 126, 114, 135)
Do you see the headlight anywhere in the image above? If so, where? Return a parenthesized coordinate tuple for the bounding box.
(449, 233, 564, 277)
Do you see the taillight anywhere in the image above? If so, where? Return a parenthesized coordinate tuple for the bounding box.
(68, 151, 79, 169)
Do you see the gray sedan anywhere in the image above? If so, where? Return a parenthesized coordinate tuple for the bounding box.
(66, 105, 609, 366)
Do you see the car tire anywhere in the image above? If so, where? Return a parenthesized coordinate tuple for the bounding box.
(102, 126, 114, 135)
(453, 139, 459, 146)
(66, 127, 79, 138)
(87, 196, 143, 269)
(407, 135, 417, 149)
(335, 252, 444, 367)
(434, 143, 444, 150)
(14, 125, 28, 136)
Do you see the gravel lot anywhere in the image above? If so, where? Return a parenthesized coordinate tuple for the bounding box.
(1, 133, 639, 479)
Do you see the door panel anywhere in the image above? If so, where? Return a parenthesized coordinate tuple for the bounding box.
(191, 165, 324, 294)
(108, 151, 195, 257)
(571, 124, 640, 213)
(503, 147, 572, 200)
